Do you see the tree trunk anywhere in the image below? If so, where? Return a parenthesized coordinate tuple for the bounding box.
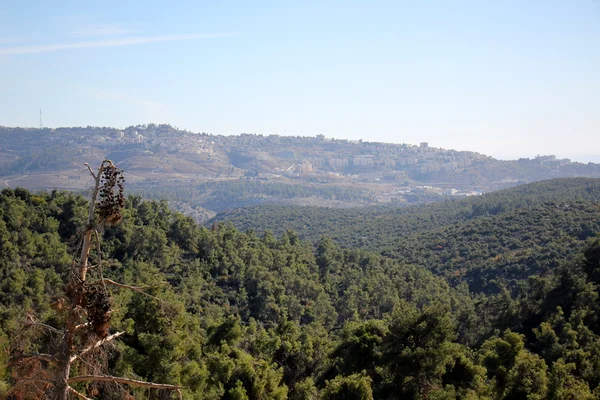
(55, 324, 74, 399)
(55, 357, 72, 400)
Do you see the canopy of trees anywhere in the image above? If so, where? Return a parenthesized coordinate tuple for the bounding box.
(2, 181, 600, 398)
(216, 178, 600, 293)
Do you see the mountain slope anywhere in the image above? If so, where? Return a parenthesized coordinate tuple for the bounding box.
(3, 126, 600, 211)
(214, 178, 600, 292)
(213, 178, 600, 241)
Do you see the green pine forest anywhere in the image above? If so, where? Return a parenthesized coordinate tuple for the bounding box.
(2, 177, 600, 398)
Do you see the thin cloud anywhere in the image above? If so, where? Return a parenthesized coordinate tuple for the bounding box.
(70, 24, 133, 37)
(0, 36, 25, 45)
(0, 33, 236, 55)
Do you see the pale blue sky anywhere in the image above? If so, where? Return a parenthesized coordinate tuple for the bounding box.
(0, 1, 598, 161)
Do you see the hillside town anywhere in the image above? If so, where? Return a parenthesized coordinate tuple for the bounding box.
(1, 124, 599, 212)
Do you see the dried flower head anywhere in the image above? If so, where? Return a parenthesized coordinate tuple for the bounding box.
(97, 160, 125, 226)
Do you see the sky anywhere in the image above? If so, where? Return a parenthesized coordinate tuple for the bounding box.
(0, 1, 598, 162)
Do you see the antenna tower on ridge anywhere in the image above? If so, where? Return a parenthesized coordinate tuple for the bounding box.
(39, 109, 43, 130)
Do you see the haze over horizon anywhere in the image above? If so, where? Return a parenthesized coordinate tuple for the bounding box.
(1, 1, 598, 162)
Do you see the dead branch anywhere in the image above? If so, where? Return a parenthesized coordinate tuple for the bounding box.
(11, 353, 57, 365)
(103, 279, 167, 302)
(25, 320, 63, 335)
(84, 163, 97, 180)
(72, 331, 125, 362)
(9, 377, 54, 398)
(80, 166, 102, 282)
(68, 375, 183, 390)
(75, 322, 91, 331)
(11, 377, 54, 385)
(94, 229, 106, 291)
(68, 386, 93, 400)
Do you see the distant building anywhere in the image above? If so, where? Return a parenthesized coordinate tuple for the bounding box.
(353, 156, 373, 166)
(458, 158, 472, 168)
(420, 163, 441, 174)
(441, 162, 458, 172)
(420, 142, 429, 149)
(398, 157, 416, 166)
(316, 134, 325, 141)
(329, 158, 349, 168)
(310, 158, 325, 167)
(535, 155, 557, 161)
(384, 158, 396, 167)
(298, 161, 313, 174)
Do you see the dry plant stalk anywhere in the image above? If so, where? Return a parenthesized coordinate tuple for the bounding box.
(10, 160, 182, 400)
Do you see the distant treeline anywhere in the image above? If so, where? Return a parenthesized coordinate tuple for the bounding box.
(130, 180, 376, 212)
(200, 180, 374, 202)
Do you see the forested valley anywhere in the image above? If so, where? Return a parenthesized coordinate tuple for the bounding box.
(2, 177, 600, 398)
(216, 178, 600, 293)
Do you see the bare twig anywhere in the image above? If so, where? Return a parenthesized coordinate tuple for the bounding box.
(25, 320, 63, 335)
(10, 377, 54, 396)
(68, 386, 93, 400)
(12, 377, 54, 385)
(94, 229, 106, 291)
(75, 322, 91, 331)
(84, 163, 97, 180)
(68, 375, 183, 390)
(11, 353, 57, 365)
(72, 331, 125, 362)
(103, 279, 167, 302)
(71, 236, 85, 271)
